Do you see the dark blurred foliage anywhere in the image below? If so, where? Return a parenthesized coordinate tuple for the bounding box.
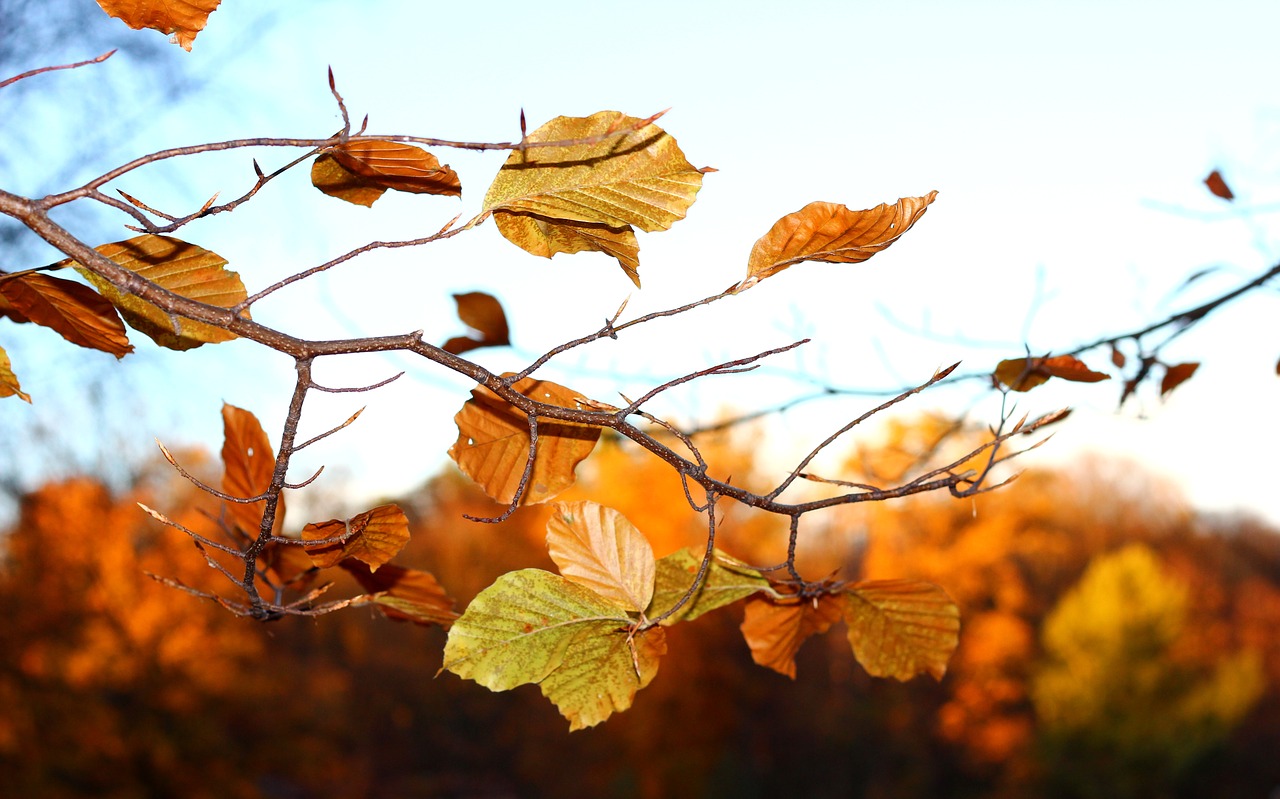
(2, 423, 1280, 798)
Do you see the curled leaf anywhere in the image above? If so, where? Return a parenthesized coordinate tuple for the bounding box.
(448, 376, 601, 506)
(442, 291, 511, 355)
(302, 504, 411, 571)
(0, 273, 131, 357)
(339, 560, 458, 627)
(74, 234, 247, 351)
(741, 193, 937, 288)
(312, 140, 461, 207)
(546, 501, 655, 613)
(1160, 361, 1200, 397)
(0, 344, 31, 403)
(841, 579, 960, 682)
(994, 354, 1110, 392)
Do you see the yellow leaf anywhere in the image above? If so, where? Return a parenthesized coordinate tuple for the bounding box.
(448, 375, 601, 506)
(0, 273, 132, 358)
(483, 111, 706, 286)
(219, 404, 281, 538)
(74, 235, 247, 351)
(739, 594, 844, 679)
(0, 344, 31, 403)
(841, 579, 960, 681)
(301, 504, 411, 571)
(647, 548, 770, 625)
(546, 501, 656, 613)
(93, 0, 221, 51)
(742, 193, 937, 287)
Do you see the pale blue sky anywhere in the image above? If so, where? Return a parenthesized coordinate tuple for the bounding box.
(5, 0, 1279, 523)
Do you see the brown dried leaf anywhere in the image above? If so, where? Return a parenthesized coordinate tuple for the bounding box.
(1204, 169, 1234, 201)
(742, 193, 937, 286)
(0, 289, 32, 324)
(492, 213, 641, 286)
(332, 140, 461, 197)
(442, 291, 511, 355)
(545, 501, 655, 613)
(994, 354, 1110, 392)
(739, 594, 844, 679)
(259, 543, 318, 591)
(339, 560, 459, 627)
(448, 376, 601, 506)
(74, 234, 247, 351)
(219, 404, 281, 538)
(1160, 361, 1200, 397)
(0, 344, 31, 403)
(302, 504, 411, 571)
(1110, 343, 1126, 369)
(310, 153, 386, 208)
(841, 579, 960, 681)
(93, 0, 221, 51)
(0, 273, 131, 357)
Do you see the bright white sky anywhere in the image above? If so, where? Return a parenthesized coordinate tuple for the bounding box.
(7, 0, 1280, 524)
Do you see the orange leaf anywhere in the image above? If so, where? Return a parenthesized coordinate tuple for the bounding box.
(0, 344, 31, 403)
(442, 291, 511, 355)
(841, 579, 960, 682)
(1110, 344, 1126, 369)
(219, 404, 282, 538)
(74, 234, 247, 350)
(546, 501, 656, 612)
(302, 504, 410, 571)
(994, 354, 1110, 392)
(448, 376, 601, 506)
(0, 273, 131, 357)
(1160, 361, 1200, 397)
(741, 193, 937, 287)
(739, 594, 844, 679)
(492, 212, 641, 287)
(310, 154, 386, 207)
(339, 560, 458, 627)
(259, 542, 317, 591)
(93, 0, 221, 51)
(1204, 169, 1234, 201)
(332, 140, 461, 197)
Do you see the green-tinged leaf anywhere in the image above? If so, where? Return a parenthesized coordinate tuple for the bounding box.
(442, 569, 634, 691)
(0, 273, 132, 357)
(647, 547, 771, 625)
(841, 579, 960, 681)
(302, 504, 410, 571)
(540, 623, 666, 731)
(740, 193, 937, 289)
(0, 344, 31, 403)
(74, 234, 247, 351)
(483, 111, 707, 286)
(546, 501, 655, 613)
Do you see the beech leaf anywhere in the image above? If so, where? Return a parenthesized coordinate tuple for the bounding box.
(301, 504, 411, 571)
(442, 569, 663, 729)
(93, 0, 221, 51)
(1204, 169, 1234, 201)
(219, 404, 282, 537)
(312, 140, 461, 207)
(73, 235, 247, 351)
(994, 354, 1110, 392)
(741, 193, 937, 288)
(739, 594, 844, 679)
(647, 548, 771, 625)
(339, 560, 459, 627)
(0, 345, 31, 403)
(841, 579, 960, 681)
(1160, 361, 1200, 396)
(448, 375, 601, 506)
(483, 111, 707, 286)
(546, 501, 656, 613)
(442, 291, 511, 355)
(0, 273, 132, 358)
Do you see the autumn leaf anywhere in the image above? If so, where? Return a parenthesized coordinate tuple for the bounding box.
(841, 579, 960, 681)
(1160, 361, 1200, 396)
(647, 548, 771, 625)
(483, 111, 707, 287)
(94, 0, 221, 51)
(339, 560, 458, 627)
(448, 375, 601, 506)
(740, 594, 844, 679)
(219, 404, 282, 538)
(1204, 169, 1234, 201)
(0, 344, 31, 403)
(442, 569, 663, 730)
(546, 501, 655, 613)
(994, 354, 1110, 392)
(0, 273, 132, 358)
(738, 193, 937, 289)
(258, 542, 317, 591)
(442, 291, 511, 355)
(74, 235, 247, 350)
(312, 140, 461, 207)
(301, 504, 411, 571)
